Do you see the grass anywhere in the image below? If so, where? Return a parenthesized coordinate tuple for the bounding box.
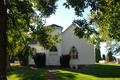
(7, 64, 48, 80)
(57, 63, 120, 80)
(7, 63, 120, 80)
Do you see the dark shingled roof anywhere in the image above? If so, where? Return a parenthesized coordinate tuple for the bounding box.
(29, 40, 37, 44)
(50, 24, 63, 28)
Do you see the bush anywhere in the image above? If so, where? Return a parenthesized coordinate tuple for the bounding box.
(15, 44, 36, 66)
(33, 53, 46, 67)
(16, 51, 29, 66)
(60, 54, 71, 67)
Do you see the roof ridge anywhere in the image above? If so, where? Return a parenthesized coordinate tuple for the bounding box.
(48, 24, 63, 28)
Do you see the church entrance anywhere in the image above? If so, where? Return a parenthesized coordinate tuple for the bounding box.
(48, 54, 59, 65)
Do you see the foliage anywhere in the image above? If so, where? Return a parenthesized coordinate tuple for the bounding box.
(9, 55, 18, 63)
(102, 54, 105, 60)
(4, 0, 60, 55)
(0, 0, 61, 79)
(104, 41, 120, 55)
(106, 51, 113, 62)
(60, 54, 71, 67)
(49, 45, 57, 51)
(95, 47, 101, 63)
(33, 53, 46, 67)
(33, 26, 62, 49)
(6, 0, 62, 50)
(64, 0, 120, 49)
(15, 44, 36, 66)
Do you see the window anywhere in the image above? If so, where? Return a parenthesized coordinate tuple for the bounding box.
(69, 46, 78, 59)
(49, 46, 57, 51)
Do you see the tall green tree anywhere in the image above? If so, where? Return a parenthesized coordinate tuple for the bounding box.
(0, 0, 59, 80)
(106, 51, 113, 62)
(0, 1, 7, 80)
(95, 46, 101, 63)
(102, 54, 105, 60)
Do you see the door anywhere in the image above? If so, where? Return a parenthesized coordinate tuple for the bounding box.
(48, 54, 59, 65)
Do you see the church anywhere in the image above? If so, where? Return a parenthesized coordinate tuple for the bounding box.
(29, 24, 95, 66)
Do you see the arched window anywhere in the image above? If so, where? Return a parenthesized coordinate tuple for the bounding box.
(49, 46, 57, 51)
(69, 46, 78, 59)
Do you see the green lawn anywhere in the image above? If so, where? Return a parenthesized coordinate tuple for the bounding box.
(7, 65, 48, 80)
(57, 63, 120, 80)
(7, 63, 120, 80)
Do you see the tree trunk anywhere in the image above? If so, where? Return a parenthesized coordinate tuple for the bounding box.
(6, 53, 12, 71)
(0, 0, 7, 80)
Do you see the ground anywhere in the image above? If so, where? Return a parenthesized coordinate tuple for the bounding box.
(57, 63, 120, 80)
(7, 63, 120, 80)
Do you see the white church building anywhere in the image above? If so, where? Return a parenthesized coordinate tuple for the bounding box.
(29, 24, 95, 66)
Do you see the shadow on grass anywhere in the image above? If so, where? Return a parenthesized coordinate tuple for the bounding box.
(57, 64, 120, 80)
(7, 66, 48, 80)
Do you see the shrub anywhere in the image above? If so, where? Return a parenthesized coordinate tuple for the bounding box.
(16, 47, 30, 66)
(15, 44, 36, 66)
(60, 54, 71, 67)
(33, 53, 46, 67)
(16, 52, 28, 66)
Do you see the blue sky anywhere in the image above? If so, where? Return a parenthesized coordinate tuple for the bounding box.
(46, 0, 89, 31)
(45, 0, 107, 56)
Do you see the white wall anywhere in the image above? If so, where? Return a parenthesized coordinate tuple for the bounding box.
(28, 44, 46, 65)
(51, 28, 62, 56)
(30, 45, 46, 53)
(62, 24, 95, 65)
(29, 27, 62, 65)
(49, 28, 62, 65)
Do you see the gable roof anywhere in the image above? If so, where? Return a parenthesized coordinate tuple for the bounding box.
(62, 23, 76, 34)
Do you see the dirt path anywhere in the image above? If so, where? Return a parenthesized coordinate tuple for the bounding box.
(46, 69, 57, 80)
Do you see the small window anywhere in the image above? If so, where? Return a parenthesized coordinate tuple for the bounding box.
(69, 46, 78, 59)
(50, 46, 57, 51)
